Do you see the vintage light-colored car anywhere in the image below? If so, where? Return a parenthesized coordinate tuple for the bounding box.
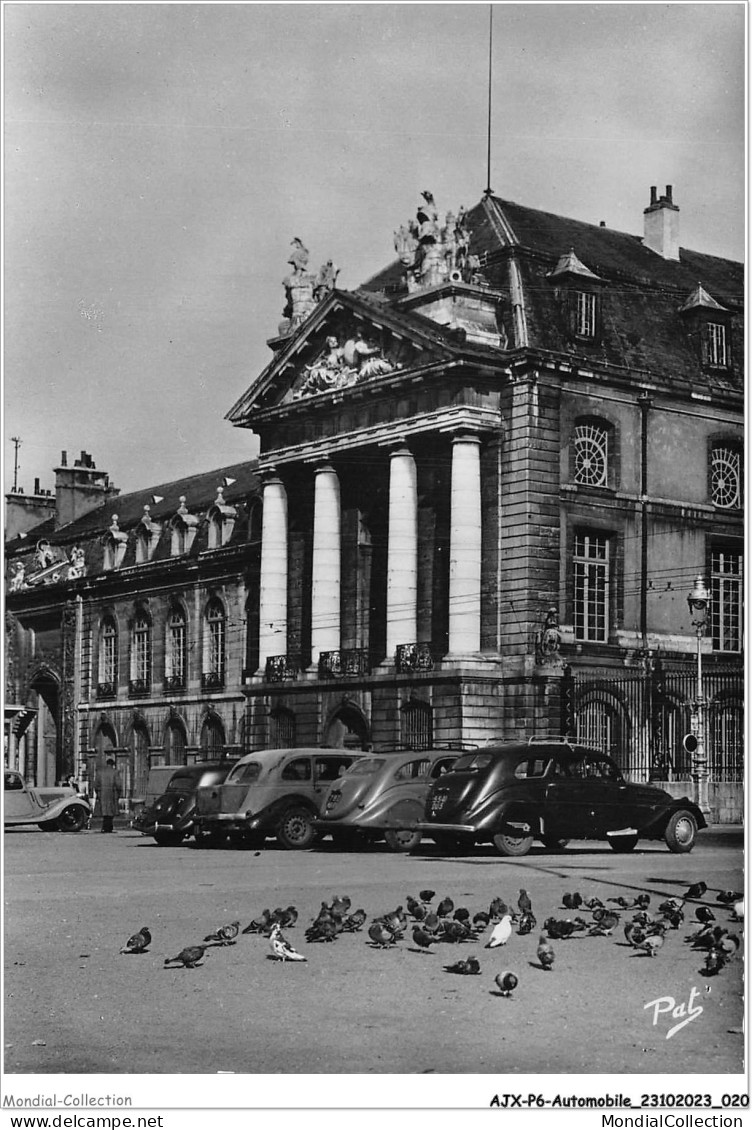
(194, 748, 363, 849)
(4, 769, 92, 832)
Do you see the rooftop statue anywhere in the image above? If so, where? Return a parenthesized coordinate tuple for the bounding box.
(395, 192, 477, 292)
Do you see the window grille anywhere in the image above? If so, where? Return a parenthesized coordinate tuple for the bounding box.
(204, 600, 226, 681)
(400, 700, 433, 751)
(165, 722, 186, 766)
(575, 291, 596, 337)
(711, 447, 741, 509)
(270, 708, 296, 749)
(711, 549, 743, 652)
(573, 532, 609, 642)
(573, 423, 608, 486)
(201, 718, 224, 755)
(707, 323, 728, 368)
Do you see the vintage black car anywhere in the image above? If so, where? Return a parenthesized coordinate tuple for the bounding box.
(136, 761, 237, 846)
(417, 739, 707, 856)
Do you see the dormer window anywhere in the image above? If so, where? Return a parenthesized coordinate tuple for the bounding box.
(103, 515, 128, 571)
(679, 284, 732, 371)
(170, 497, 198, 556)
(206, 486, 237, 550)
(548, 249, 604, 345)
(136, 505, 161, 563)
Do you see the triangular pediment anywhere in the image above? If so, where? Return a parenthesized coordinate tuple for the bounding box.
(226, 290, 456, 425)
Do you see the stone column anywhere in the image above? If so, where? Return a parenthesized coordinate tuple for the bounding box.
(258, 476, 288, 671)
(448, 433, 482, 656)
(386, 445, 418, 659)
(310, 464, 341, 665)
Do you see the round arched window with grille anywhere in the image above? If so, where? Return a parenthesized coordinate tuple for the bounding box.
(711, 447, 741, 508)
(573, 423, 608, 487)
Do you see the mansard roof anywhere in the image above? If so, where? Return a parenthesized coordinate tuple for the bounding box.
(5, 458, 260, 555)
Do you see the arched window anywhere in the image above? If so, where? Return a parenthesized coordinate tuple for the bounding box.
(129, 611, 151, 696)
(710, 445, 742, 509)
(202, 599, 226, 690)
(165, 720, 186, 766)
(400, 699, 433, 751)
(270, 707, 296, 749)
(165, 607, 187, 690)
(97, 616, 118, 698)
(200, 715, 225, 757)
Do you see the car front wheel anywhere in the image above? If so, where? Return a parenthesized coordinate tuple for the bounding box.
(277, 806, 316, 850)
(664, 810, 698, 853)
(153, 829, 185, 846)
(493, 830, 534, 857)
(384, 828, 422, 853)
(56, 804, 88, 833)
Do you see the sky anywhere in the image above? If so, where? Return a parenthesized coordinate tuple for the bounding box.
(4, 2, 746, 498)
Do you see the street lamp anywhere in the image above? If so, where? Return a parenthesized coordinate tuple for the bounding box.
(686, 576, 711, 816)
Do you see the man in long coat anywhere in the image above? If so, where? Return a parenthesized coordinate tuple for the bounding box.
(94, 757, 122, 833)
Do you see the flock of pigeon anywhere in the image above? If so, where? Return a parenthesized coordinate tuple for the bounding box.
(119, 879, 743, 995)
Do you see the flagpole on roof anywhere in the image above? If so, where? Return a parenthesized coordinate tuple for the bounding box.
(484, 5, 494, 197)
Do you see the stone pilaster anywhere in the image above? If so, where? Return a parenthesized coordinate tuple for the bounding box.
(386, 446, 418, 659)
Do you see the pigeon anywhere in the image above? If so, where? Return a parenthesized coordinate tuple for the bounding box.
(583, 896, 605, 910)
(489, 898, 508, 921)
(494, 971, 518, 997)
(537, 935, 555, 970)
(636, 933, 664, 958)
(588, 911, 620, 935)
(731, 899, 744, 921)
(485, 914, 513, 948)
(311, 901, 334, 926)
(517, 911, 537, 936)
(683, 881, 708, 900)
(120, 927, 151, 954)
(437, 897, 454, 918)
(518, 889, 532, 915)
(562, 892, 582, 910)
(624, 921, 647, 948)
(703, 947, 727, 976)
(268, 923, 307, 962)
(422, 912, 441, 935)
(204, 921, 240, 946)
(608, 895, 649, 910)
(442, 919, 471, 943)
(687, 925, 724, 950)
(592, 906, 620, 925)
(407, 896, 426, 920)
(305, 919, 339, 943)
(341, 909, 367, 933)
(164, 944, 208, 968)
(658, 898, 685, 915)
(717, 890, 743, 905)
(412, 926, 435, 951)
(419, 889, 435, 904)
(444, 956, 481, 975)
(330, 896, 352, 916)
(274, 906, 299, 929)
(720, 933, 741, 961)
(473, 911, 491, 930)
(243, 909, 272, 935)
(544, 917, 584, 940)
(695, 906, 716, 925)
(453, 907, 471, 925)
(368, 921, 400, 948)
(378, 906, 407, 936)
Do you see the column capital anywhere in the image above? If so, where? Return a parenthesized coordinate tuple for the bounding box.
(450, 431, 482, 446)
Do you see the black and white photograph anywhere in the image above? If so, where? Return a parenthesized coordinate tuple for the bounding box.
(3, 0, 746, 1121)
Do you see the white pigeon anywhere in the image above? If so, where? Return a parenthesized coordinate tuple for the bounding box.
(485, 913, 513, 948)
(732, 899, 744, 922)
(269, 923, 307, 962)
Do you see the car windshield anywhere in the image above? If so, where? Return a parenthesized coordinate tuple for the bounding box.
(451, 752, 494, 772)
(342, 758, 386, 776)
(227, 761, 262, 783)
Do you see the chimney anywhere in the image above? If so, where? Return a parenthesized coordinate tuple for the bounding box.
(54, 449, 119, 529)
(643, 184, 680, 261)
(34, 477, 40, 495)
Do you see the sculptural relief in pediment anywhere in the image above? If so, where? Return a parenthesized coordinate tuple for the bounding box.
(289, 327, 400, 401)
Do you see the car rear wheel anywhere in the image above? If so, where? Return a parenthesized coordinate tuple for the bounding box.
(276, 806, 316, 850)
(664, 810, 698, 853)
(56, 804, 88, 833)
(493, 830, 534, 857)
(384, 828, 422, 853)
(153, 829, 185, 846)
(609, 833, 639, 853)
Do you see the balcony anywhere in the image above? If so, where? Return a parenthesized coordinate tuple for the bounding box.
(128, 678, 150, 698)
(201, 671, 225, 691)
(318, 649, 370, 679)
(164, 675, 186, 693)
(395, 642, 435, 674)
(96, 681, 117, 700)
(265, 655, 301, 683)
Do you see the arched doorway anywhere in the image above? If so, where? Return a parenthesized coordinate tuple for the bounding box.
(323, 702, 370, 750)
(28, 666, 61, 787)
